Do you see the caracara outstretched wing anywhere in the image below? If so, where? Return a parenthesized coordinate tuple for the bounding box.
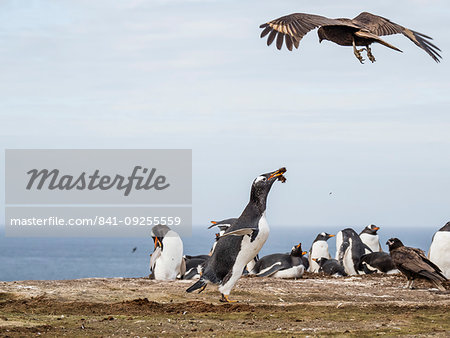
(352, 12, 441, 62)
(259, 13, 359, 51)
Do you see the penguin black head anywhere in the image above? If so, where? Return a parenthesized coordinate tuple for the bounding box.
(439, 222, 450, 232)
(314, 232, 335, 242)
(208, 218, 236, 230)
(290, 243, 307, 257)
(151, 224, 171, 251)
(250, 167, 287, 208)
(386, 237, 404, 251)
(361, 224, 380, 235)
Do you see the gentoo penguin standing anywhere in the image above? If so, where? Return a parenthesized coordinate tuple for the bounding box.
(387, 238, 447, 291)
(308, 232, 335, 273)
(358, 252, 398, 274)
(428, 222, 450, 278)
(335, 228, 366, 275)
(359, 224, 382, 253)
(150, 224, 185, 280)
(313, 257, 347, 277)
(250, 243, 307, 279)
(186, 167, 287, 302)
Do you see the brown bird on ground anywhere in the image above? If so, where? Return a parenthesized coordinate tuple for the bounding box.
(260, 12, 441, 63)
(386, 238, 447, 291)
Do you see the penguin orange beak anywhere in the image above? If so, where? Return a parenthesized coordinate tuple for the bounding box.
(312, 258, 318, 262)
(302, 251, 307, 255)
(329, 234, 335, 237)
(154, 237, 161, 249)
(373, 227, 380, 231)
(268, 167, 287, 180)
(211, 221, 217, 224)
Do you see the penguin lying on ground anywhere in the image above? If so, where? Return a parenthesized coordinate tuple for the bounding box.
(308, 232, 334, 273)
(249, 243, 307, 279)
(358, 252, 398, 274)
(428, 222, 450, 278)
(186, 167, 287, 302)
(313, 257, 347, 277)
(150, 224, 185, 280)
(359, 224, 382, 253)
(335, 228, 367, 275)
(183, 255, 209, 280)
(387, 237, 447, 291)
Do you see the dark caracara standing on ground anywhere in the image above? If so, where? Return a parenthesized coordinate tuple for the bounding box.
(260, 12, 441, 63)
(386, 238, 447, 291)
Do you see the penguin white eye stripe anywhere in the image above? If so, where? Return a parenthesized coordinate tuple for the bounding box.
(254, 176, 266, 183)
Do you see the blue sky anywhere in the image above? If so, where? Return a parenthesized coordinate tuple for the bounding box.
(1, 0, 449, 229)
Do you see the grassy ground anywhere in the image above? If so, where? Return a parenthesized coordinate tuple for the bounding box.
(0, 273, 449, 336)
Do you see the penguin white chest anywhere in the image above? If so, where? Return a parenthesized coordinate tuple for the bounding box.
(309, 241, 330, 272)
(154, 233, 184, 280)
(312, 241, 330, 258)
(429, 231, 450, 278)
(239, 213, 270, 265)
(360, 233, 381, 253)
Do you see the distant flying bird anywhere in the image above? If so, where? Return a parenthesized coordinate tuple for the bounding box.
(386, 238, 447, 291)
(132, 247, 137, 253)
(260, 12, 441, 63)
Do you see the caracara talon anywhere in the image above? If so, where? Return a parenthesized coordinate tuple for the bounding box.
(366, 46, 376, 62)
(220, 294, 238, 303)
(353, 39, 365, 64)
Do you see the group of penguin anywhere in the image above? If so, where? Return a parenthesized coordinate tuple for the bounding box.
(149, 167, 449, 302)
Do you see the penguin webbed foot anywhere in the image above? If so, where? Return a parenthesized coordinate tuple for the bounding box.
(220, 294, 238, 303)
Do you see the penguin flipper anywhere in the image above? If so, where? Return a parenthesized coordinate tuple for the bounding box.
(363, 244, 374, 254)
(186, 278, 207, 293)
(256, 263, 283, 277)
(150, 246, 162, 272)
(220, 228, 255, 238)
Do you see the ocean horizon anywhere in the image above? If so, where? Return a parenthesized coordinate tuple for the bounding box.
(0, 224, 438, 282)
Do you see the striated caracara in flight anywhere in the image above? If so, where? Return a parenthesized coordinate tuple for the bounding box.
(260, 12, 441, 63)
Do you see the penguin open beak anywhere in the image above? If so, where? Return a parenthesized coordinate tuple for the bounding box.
(268, 167, 287, 181)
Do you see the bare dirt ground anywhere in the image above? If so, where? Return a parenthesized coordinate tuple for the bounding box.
(0, 273, 449, 337)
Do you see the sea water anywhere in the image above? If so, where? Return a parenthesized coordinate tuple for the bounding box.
(0, 225, 435, 282)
